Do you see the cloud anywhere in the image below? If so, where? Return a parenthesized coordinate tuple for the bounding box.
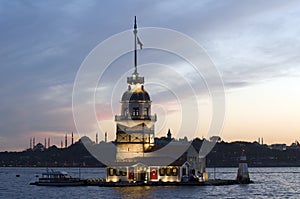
(1, 0, 300, 150)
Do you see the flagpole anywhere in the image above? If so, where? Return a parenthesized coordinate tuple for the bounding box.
(134, 16, 137, 74)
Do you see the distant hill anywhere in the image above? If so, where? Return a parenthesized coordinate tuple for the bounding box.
(0, 140, 104, 167)
(203, 140, 300, 167)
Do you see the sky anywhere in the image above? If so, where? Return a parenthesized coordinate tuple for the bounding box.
(1, 0, 300, 151)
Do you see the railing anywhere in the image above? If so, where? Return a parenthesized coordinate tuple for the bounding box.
(127, 76, 144, 84)
(115, 114, 157, 121)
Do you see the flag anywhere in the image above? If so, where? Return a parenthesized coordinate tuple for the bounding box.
(150, 167, 158, 180)
(137, 36, 143, 49)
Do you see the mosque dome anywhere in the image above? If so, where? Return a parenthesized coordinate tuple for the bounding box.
(121, 85, 150, 101)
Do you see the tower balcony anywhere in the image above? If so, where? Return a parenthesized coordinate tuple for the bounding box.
(127, 76, 144, 84)
(115, 114, 157, 122)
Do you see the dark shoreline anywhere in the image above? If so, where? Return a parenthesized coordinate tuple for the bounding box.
(2, 139, 300, 168)
(1, 166, 300, 168)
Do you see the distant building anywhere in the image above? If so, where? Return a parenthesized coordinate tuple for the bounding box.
(167, 129, 172, 140)
(33, 143, 45, 151)
(154, 129, 173, 146)
(269, 144, 286, 151)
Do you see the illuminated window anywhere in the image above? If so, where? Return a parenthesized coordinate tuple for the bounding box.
(172, 168, 178, 176)
(109, 168, 114, 176)
(122, 170, 127, 176)
(133, 107, 139, 116)
(166, 167, 171, 176)
(118, 168, 127, 176)
(124, 108, 128, 116)
(143, 107, 148, 116)
(159, 168, 165, 176)
(115, 169, 120, 176)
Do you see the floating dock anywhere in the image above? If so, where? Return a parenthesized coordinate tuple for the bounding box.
(30, 178, 253, 187)
(85, 179, 253, 187)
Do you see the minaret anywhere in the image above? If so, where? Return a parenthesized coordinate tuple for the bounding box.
(33, 137, 35, 148)
(167, 129, 172, 140)
(65, 133, 67, 148)
(96, 132, 98, 144)
(61, 140, 63, 148)
(48, 137, 50, 148)
(30, 138, 32, 149)
(115, 17, 156, 161)
(44, 138, 47, 149)
(72, 132, 74, 145)
(105, 132, 107, 143)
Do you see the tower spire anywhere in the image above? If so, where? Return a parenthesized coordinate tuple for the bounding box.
(127, 16, 144, 85)
(133, 16, 138, 74)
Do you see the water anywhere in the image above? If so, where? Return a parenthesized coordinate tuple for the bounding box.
(0, 167, 300, 198)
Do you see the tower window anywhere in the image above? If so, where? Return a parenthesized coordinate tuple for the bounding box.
(124, 108, 129, 116)
(143, 107, 149, 116)
(132, 107, 139, 116)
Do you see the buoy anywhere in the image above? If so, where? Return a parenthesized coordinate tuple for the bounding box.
(236, 150, 251, 184)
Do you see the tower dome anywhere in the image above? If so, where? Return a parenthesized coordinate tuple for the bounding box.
(121, 85, 150, 102)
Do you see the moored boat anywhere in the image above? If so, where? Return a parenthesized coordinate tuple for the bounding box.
(30, 169, 86, 186)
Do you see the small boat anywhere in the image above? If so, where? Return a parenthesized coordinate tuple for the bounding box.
(30, 169, 86, 186)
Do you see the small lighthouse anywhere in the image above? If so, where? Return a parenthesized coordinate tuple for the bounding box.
(236, 150, 251, 184)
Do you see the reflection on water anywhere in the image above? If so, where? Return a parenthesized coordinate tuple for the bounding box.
(1, 167, 300, 198)
(114, 186, 154, 199)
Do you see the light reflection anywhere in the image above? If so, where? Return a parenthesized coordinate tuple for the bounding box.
(114, 186, 154, 199)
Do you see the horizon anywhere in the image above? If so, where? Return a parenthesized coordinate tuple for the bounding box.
(1, 1, 300, 151)
(1, 134, 297, 153)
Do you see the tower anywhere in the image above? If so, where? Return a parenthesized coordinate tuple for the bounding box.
(72, 132, 74, 145)
(115, 17, 157, 161)
(167, 129, 172, 140)
(48, 137, 50, 148)
(65, 133, 67, 148)
(96, 132, 98, 144)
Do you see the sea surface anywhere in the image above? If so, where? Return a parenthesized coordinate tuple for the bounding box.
(0, 167, 300, 199)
